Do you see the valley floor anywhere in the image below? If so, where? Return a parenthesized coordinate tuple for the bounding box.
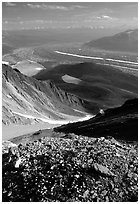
(2, 123, 59, 141)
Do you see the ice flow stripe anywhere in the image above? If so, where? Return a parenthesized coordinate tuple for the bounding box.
(55, 51, 103, 60)
(55, 51, 138, 65)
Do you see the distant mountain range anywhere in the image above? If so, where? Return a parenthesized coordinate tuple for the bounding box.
(85, 29, 138, 53)
(2, 64, 90, 126)
(2, 30, 52, 50)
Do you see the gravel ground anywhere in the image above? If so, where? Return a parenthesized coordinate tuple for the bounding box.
(2, 133, 138, 202)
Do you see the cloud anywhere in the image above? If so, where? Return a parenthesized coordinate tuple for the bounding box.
(125, 3, 138, 9)
(19, 21, 24, 24)
(26, 4, 41, 9)
(26, 3, 69, 10)
(5, 2, 16, 7)
(4, 20, 9, 24)
(133, 17, 138, 21)
(102, 15, 112, 19)
(74, 12, 116, 23)
(73, 8, 113, 19)
(95, 15, 115, 20)
(26, 3, 87, 11)
(71, 5, 87, 9)
(99, 26, 104, 29)
(3, 20, 17, 24)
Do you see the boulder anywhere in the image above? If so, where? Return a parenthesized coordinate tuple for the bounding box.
(93, 163, 115, 177)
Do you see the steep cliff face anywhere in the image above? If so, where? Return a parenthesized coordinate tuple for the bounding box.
(2, 64, 91, 126)
(55, 98, 138, 141)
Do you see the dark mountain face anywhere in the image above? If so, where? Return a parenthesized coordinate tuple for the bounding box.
(34, 62, 138, 112)
(2, 64, 90, 126)
(85, 29, 138, 53)
(54, 98, 138, 141)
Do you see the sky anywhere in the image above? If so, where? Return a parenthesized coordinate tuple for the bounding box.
(2, 2, 138, 31)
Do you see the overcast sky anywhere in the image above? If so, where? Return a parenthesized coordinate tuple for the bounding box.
(2, 2, 138, 31)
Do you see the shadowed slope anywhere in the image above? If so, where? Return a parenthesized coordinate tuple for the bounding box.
(54, 98, 138, 141)
(34, 62, 137, 112)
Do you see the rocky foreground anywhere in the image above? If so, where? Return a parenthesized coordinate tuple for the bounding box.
(2, 133, 138, 202)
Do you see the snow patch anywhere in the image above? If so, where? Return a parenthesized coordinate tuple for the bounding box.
(35, 67, 44, 70)
(28, 60, 36, 63)
(126, 30, 134, 34)
(12, 111, 92, 125)
(7, 95, 12, 99)
(15, 158, 22, 168)
(62, 74, 82, 85)
(2, 61, 9, 65)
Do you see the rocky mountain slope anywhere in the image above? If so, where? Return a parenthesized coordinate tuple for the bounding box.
(2, 133, 138, 202)
(85, 29, 138, 53)
(55, 98, 138, 141)
(2, 64, 91, 126)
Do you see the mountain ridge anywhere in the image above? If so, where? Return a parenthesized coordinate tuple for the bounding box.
(2, 64, 91, 126)
(85, 29, 138, 53)
(54, 98, 138, 141)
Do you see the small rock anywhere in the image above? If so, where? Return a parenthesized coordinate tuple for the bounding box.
(83, 190, 89, 198)
(110, 182, 114, 189)
(114, 188, 119, 193)
(119, 192, 123, 197)
(93, 163, 115, 177)
(105, 196, 109, 202)
(88, 158, 93, 164)
(116, 153, 121, 157)
(90, 190, 94, 194)
(127, 172, 133, 178)
(75, 174, 80, 178)
(15, 157, 22, 168)
(8, 191, 12, 196)
(100, 137, 105, 141)
(102, 190, 107, 196)
(92, 192, 98, 199)
(133, 174, 138, 181)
